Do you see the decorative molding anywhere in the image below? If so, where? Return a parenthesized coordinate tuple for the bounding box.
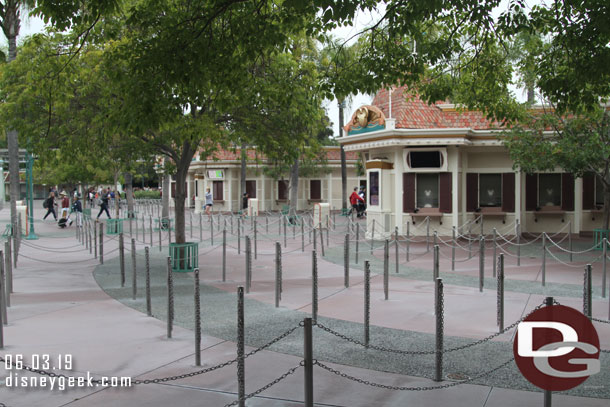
(365, 160, 394, 170)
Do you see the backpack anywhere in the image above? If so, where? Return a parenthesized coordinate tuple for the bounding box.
(43, 199, 49, 209)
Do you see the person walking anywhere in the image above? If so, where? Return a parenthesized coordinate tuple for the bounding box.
(96, 189, 112, 219)
(59, 191, 71, 220)
(43, 192, 57, 221)
(204, 188, 213, 216)
(349, 187, 364, 217)
(71, 195, 83, 227)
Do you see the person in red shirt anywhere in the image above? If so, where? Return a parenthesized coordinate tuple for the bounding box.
(60, 191, 70, 220)
(349, 187, 364, 217)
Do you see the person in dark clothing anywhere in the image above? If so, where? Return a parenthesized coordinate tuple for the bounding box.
(348, 187, 364, 217)
(72, 196, 83, 227)
(96, 189, 112, 219)
(242, 193, 249, 210)
(43, 192, 57, 221)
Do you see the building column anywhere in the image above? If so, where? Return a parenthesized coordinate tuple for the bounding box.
(516, 172, 523, 234)
(574, 176, 583, 234)
(327, 172, 333, 210)
(228, 170, 233, 212)
(186, 173, 192, 208)
(394, 150, 403, 233)
(261, 176, 266, 212)
(460, 152, 469, 228)
(449, 147, 459, 229)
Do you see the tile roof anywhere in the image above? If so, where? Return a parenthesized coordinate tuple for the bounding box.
(372, 86, 503, 130)
(200, 147, 358, 162)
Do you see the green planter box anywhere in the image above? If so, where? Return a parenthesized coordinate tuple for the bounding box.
(593, 228, 610, 250)
(106, 218, 124, 235)
(169, 242, 199, 272)
(154, 218, 173, 231)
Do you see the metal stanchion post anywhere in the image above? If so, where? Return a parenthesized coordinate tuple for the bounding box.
(492, 228, 497, 278)
(497, 253, 504, 332)
(100, 224, 104, 264)
(364, 260, 370, 348)
(542, 233, 546, 286)
(245, 236, 251, 293)
(283, 216, 287, 248)
(516, 220, 521, 266)
(479, 236, 485, 292)
(370, 219, 375, 254)
(319, 225, 325, 257)
(569, 221, 573, 262)
(406, 221, 410, 262)
(145, 247, 151, 316)
(254, 220, 257, 260)
(355, 223, 359, 264)
(131, 238, 137, 300)
(451, 227, 456, 271)
(344, 234, 349, 287)
(119, 233, 125, 287)
(301, 219, 305, 252)
(222, 229, 227, 282)
(434, 277, 444, 382)
(602, 238, 607, 299)
(4, 244, 11, 309)
(433, 230, 437, 247)
(94, 221, 98, 259)
(194, 268, 201, 366)
(0, 252, 6, 325)
(434, 244, 439, 281)
(303, 317, 314, 407)
(383, 239, 389, 300)
(275, 242, 281, 307)
(199, 212, 203, 242)
(426, 217, 430, 252)
(312, 250, 318, 320)
(149, 217, 153, 247)
(544, 296, 554, 407)
(584, 264, 592, 319)
(237, 287, 245, 407)
(313, 224, 317, 253)
(167, 256, 173, 339)
(237, 217, 241, 255)
(395, 227, 399, 274)
(468, 224, 472, 259)
(210, 216, 214, 246)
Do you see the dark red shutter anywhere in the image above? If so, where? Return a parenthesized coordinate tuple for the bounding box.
(502, 173, 515, 213)
(439, 172, 452, 213)
(278, 181, 288, 200)
(246, 180, 256, 198)
(582, 173, 595, 210)
(213, 181, 223, 200)
(310, 180, 321, 200)
(403, 173, 415, 213)
(561, 173, 574, 211)
(525, 174, 538, 211)
(466, 173, 478, 212)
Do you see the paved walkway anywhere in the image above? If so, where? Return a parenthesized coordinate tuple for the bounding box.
(0, 207, 608, 406)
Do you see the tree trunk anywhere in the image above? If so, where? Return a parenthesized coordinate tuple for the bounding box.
(125, 172, 134, 218)
(240, 143, 247, 202)
(173, 167, 189, 244)
(339, 100, 347, 211)
(162, 175, 170, 221)
(289, 158, 299, 215)
(603, 188, 610, 231)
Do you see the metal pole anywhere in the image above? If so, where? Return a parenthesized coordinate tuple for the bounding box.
(301, 219, 305, 252)
(222, 229, 227, 282)
(355, 223, 359, 264)
(406, 221, 410, 262)
(433, 244, 440, 281)
(0, 252, 6, 325)
(131, 238, 137, 300)
(569, 221, 573, 262)
(370, 219, 375, 254)
(167, 256, 173, 339)
(99, 224, 104, 264)
(584, 264, 592, 319)
(544, 296, 554, 407)
(468, 224, 472, 259)
(237, 287, 245, 407)
(194, 268, 201, 366)
(602, 238, 607, 299)
(542, 233, 546, 286)
(426, 217, 430, 252)
(364, 260, 370, 348)
(149, 216, 153, 247)
(383, 239, 389, 300)
(199, 212, 203, 242)
(433, 230, 437, 247)
(313, 224, 317, 253)
(451, 227, 456, 271)
(497, 253, 504, 332)
(516, 220, 521, 266)
(94, 220, 98, 259)
(245, 236, 251, 293)
(266, 213, 268, 233)
(395, 227, 399, 274)
(119, 233, 125, 287)
(492, 228, 497, 278)
(168, 218, 172, 245)
(312, 250, 318, 320)
(326, 215, 329, 247)
(283, 216, 287, 248)
(0, 253, 4, 346)
(319, 225, 325, 257)
(158, 217, 162, 252)
(254, 220, 257, 260)
(145, 247, 151, 316)
(4, 243, 11, 307)
(344, 234, 349, 287)
(303, 317, 314, 407)
(275, 242, 281, 307)
(434, 277, 444, 382)
(237, 217, 241, 254)
(479, 236, 485, 292)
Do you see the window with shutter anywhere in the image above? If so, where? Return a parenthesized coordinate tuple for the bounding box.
(582, 173, 595, 210)
(403, 173, 415, 213)
(439, 173, 452, 213)
(278, 180, 288, 200)
(466, 173, 478, 212)
(246, 180, 256, 198)
(212, 181, 223, 201)
(560, 173, 574, 211)
(416, 173, 439, 208)
(525, 174, 538, 211)
(310, 180, 321, 200)
(501, 173, 515, 213)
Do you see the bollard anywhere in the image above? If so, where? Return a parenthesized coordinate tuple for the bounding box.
(99, 225, 104, 264)
(167, 256, 173, 339)
(4, 243, 11, 307)
(602, 238, 607, 299)
(395, 227, 399, 274)
(326, 218, 329, 247)
(150, 217, 153, 247)
(319, 225, 325, 257)
(433, 230, 437, 248)
(275, 242, 281, 307)
(468, 224, 472, 259)
(542, 233, 546, 286)
(266, 214, 269, 233)
(158, 217, 162, 252)
(364, 260, 370, 348)
(370, 219, 375, 254)
(194, 268, 201, 366)
(222, 229, 227, 282)
(119, 233, 126, 287)
(383, 239, 389, 300)
(312, 250, 318, 321)
(301, 219, 305, 252)
(451, 227, 456, 271)
(145, 247, 151, 317)
(497, 253, 505, 332)
(544, 296, 554, 407)
(433, 244, 440, 281)
(584, 264, 592, 319)
(199, 212, 203, 242)
(479, 236, 485, 292)
(516, 220, 521, 266)
(254, 220, 257, 260)
(237, 217, 241, 255)
(131, 238, 137, 300)
(210, 216, 214, 246)
(568, 221, 573, 263)
(303, 317, 314, 407)
(237, 287, 245, 407)
(12, 235, 17, 269)
(313, 224, 317, 253)
(406, 221, 410, 262)
(434, 277, 444, 382)
(190, 211, 193, 239)
(283, 216, 287, 248)
(355, 223, 360, 264)
(344, 234, 350, 288)
(426, 217, 430, 252)
(492, 228, 497, 278)
(245, 236, 252, 293)
(94, 221, 98, 259)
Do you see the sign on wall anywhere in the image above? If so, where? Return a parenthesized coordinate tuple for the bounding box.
(207, 170, 224, 179)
